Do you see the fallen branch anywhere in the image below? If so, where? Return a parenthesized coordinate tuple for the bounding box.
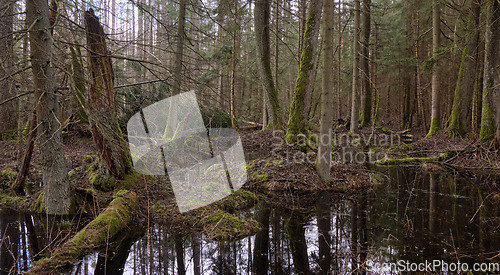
(242, 120, 264, 127)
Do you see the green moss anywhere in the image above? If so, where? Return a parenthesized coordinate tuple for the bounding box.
(115, 122, 133, 173)
(68, 170, 77, 178)
(369, 173, 385, 186)
(0, 168, 18, 182)
(23, 120, 31, 136)
(388, 144, 415, 152)
(34, 192, 45, 213)
(1, 129, 17, 141)
(448, 48, 467, 137)
(83, 155, 95, 163)
(286, 11, 317, 138)
(113, 189, 129, 199)
(199, 210, 260, 241)
(220, 190, 258, 212)
(255, 173, 269, 181)
(246, 161, 257, 170)
(0, 193, 30, 209)
(117, 171, 142, 189)
(375, 156, 441, 166)
(479, 94, 496, 142)
(27, 191, 138, 274)
(427, 118, 441, 137)
(82, 188, 96, 195)
(88, 172, 116, 191)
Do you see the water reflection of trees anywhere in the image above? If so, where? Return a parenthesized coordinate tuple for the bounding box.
(0, 210, 68, 274)
(2, 169, 500, 274)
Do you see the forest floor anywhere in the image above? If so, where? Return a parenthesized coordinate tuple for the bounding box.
(1, 124, 500, 272)
(1, 124, 499, 215)
(1, 124, 499, 217)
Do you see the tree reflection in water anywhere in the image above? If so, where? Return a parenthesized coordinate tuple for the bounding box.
(1, 168, 500, 274)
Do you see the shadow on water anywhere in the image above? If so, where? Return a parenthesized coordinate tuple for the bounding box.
(1, 167, 500, 274)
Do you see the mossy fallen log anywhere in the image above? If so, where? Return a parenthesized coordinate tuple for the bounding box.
(26, 190, 137, 274)
(0, 193, 31, 210)
(375, 156, 441, 166)
(375, 150, 462, 166)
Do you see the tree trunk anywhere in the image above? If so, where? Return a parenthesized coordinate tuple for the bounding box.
(350, 0, 361, 133)
(316, 0, 335, 182)
(337, 0, 343, 118)
(448, 0, 482, 136)
(0, 0, 16, 134)
(428, 0, 441, 136)
(359, 0, 372, 127)
(173, 0, 187, 94)
(371, 22, 378, 121)
(413, 0, 427, 129)
(230, 0, 240, 128)
(70, 45, 88, 123)
(255, 0, 283, 128)
(472, 43, 484, 133)
(27, 0, 71, 215)
(286, 0, 323, 139)
(298, 0, 307, 59)
(12, 113, 36, 191)
(479, 0, 500, 143)
(84, 10, 131, 180)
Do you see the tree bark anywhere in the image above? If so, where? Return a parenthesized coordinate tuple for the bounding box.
(286, 0, 323, 139)
(173, 0, 187, 94)
(316, 0, 335, 182)
(230, 0, 239, 128)
(413, 0, 427, 129)
(0, 0, 16, 134)
(428, 0, 441, 136)
(12, 113, 36, 191)
(448, 0, 482, 136)
(359, 0, 372, 127)
(85, 10, 131, 179)
(350, 0, 361, 133)
(69, 45, 88, 124)
(255, 0, 283, 128)
(479, 0, 500, 143)
(27, 0, 71, 215)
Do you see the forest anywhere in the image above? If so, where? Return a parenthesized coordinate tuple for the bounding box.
(0, 0, 499, 274)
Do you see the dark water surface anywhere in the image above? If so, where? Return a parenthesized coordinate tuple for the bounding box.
(1, 167, 499, 274)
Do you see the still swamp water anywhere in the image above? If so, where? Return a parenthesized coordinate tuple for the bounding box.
(1, 166, 499, 274)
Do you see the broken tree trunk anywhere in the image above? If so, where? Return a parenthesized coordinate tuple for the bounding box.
(84, 10, 131, 182)
(12, 112, 37, 191)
